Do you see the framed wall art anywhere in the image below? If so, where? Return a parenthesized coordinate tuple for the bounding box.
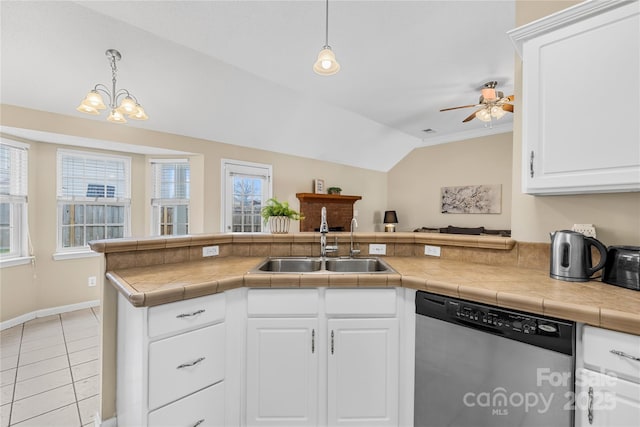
(313, 178, 326, 194)
(441, 184, 502, 214)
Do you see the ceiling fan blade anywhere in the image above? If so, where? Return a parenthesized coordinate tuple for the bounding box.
(463, 109, 483, 122)
(440, 104, 477, 112)
(502, 103, 514, 113)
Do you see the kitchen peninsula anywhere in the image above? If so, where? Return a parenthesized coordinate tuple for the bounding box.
(91, 232, 640, 426)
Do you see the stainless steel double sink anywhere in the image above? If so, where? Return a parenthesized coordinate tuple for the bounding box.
(250, 257, 396, 274)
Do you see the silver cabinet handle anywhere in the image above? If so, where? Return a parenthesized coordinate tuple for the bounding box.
(330, 330, 335, 355)
(176, 309, 205, 318)
(588, 386, 593, 425)
(192, 419, 205, 427)
(177, 357, 205, 369)
(311, 329, 315, 354)
(610, 349, 640, 362)
(530, 151, 535, 178)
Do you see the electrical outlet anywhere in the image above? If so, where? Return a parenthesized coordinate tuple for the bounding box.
(424, 245, 441, 257)
(572, 224, 596, 238)
(88, 276, 97, 287)
(369, 244, 387, 255)
(202, 245, 219, 257)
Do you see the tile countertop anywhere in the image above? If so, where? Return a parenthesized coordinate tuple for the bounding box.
(105, 256, 640, 335)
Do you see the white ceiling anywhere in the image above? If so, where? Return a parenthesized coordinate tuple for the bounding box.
(0, 0, 516, 171)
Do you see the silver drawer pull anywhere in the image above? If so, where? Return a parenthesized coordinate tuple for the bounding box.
(176, 309, 205, 318)
(177, 357, 205, 369)
(610, 349, 640, 362)
(192, 419, 205, 427)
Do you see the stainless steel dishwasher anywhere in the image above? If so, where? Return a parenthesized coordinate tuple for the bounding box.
(414, 291, 575, 427)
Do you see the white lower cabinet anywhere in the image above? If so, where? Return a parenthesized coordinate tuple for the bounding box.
(116, 292, 227, 427)
(245, 288, 399, 427)
(576, 325, 640, 427)
(246, 318, 319, 427)
(576, 369, 640, 427)
(327, 318, 399, 426)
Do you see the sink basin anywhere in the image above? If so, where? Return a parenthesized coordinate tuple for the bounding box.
(250, 257, 396, 274)
(325, 258, 393, 273)
(255, 257, 323, 273)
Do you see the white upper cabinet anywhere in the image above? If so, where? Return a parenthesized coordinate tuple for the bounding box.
(509, 0, 640, 195)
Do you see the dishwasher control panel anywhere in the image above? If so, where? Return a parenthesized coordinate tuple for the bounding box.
(446, 300, 558, 336)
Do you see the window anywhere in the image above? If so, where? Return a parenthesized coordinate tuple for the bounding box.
(221, 159, 272, 233)
(57, 149, 131, 251)
(150, 159, 190, 236)
(0, 139, 28, 261)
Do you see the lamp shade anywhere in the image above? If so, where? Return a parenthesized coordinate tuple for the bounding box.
(383, 210, 398, 224)
(107, 109, 127, 124)
(80, 90, 106, 110)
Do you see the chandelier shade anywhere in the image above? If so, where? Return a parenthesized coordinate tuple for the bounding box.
(76, 49, 148, 124)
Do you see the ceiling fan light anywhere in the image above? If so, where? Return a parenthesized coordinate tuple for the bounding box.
(81, 90, 106, 110)
(107, 109, 127, 124)
(76, 104, 99, 115)
(128, 104, 148, 120)
(313, 47, 340, 75)
(491, 105, 507, 119)
(118, 96, 137, 114)
(475, 109, 492, 122)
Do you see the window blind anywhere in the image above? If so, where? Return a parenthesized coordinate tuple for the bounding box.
(151, 161, 190, 200)
(0, 141, 29, 197)
(57, 150, 130, 199)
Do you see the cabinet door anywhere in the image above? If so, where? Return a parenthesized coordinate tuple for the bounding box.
(327, 318, 399, 426)
(246, 318, 319, 427)
(576, 369, 640, 427)
(517, 1, 640, 195)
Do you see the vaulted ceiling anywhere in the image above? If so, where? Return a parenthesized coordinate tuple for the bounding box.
(1, 1, 515, 171)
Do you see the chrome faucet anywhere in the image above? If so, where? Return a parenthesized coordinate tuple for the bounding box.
(320, 207, 329, 257)
(320, 206, 337, 257)
(350, 217, 360, 257)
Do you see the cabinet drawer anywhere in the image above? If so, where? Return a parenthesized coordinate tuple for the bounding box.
(148, 323, 225, 410)
(325, 288, 396, 316)
(148, 293, 225, 338)
(248, 289, 319, 316)
(148, 382, 225, 427)
(583, 325, 640, 383)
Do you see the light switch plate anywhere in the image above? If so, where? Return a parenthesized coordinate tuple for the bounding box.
(424, 245, 441, 257)
(202, 245, 219, 257)
(369, 244, 387, 255)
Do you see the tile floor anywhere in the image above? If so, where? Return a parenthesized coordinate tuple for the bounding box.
(0, 307, 100, 427)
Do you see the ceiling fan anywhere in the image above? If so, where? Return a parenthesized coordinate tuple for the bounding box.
(440, 81, 514, 123)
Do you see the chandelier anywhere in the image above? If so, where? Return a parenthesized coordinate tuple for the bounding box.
(76, 49, 148, 124)
(313, 0, 340, 75)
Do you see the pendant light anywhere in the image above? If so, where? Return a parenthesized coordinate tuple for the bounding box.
(313, 0, 340, 76)
(76, 49, 148, 124)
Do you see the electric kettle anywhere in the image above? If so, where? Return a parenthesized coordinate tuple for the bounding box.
(550, 230, 607, 282)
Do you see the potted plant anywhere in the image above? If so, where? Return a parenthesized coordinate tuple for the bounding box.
(261, 198, 303, 234)
(327, 186, 342, 195)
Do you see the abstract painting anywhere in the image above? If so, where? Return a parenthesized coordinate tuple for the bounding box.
(441, 184, 502, 214)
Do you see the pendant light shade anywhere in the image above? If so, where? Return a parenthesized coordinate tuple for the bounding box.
(314, 0, 340, 76)
(313, 47, 340, 75)
(107, 109, 127, 124)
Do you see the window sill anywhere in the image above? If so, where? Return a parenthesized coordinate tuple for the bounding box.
(0, 256, 34, 268)
(52, 251, 101, 261)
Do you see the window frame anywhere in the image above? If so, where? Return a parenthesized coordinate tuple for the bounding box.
(150, 158, 190, 236)
(0, 139, 29, 265)
(221, 159, 272, 233)
(56, 149, 131, 253)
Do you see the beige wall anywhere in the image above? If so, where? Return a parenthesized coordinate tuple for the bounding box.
(388, 133, 513, 232)
(0, 105, 387, 322)
(511, 0, 640, 245)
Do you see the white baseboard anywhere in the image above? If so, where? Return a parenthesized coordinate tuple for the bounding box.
(0, 299, 100, 330)
(96, 414, 117, 427)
